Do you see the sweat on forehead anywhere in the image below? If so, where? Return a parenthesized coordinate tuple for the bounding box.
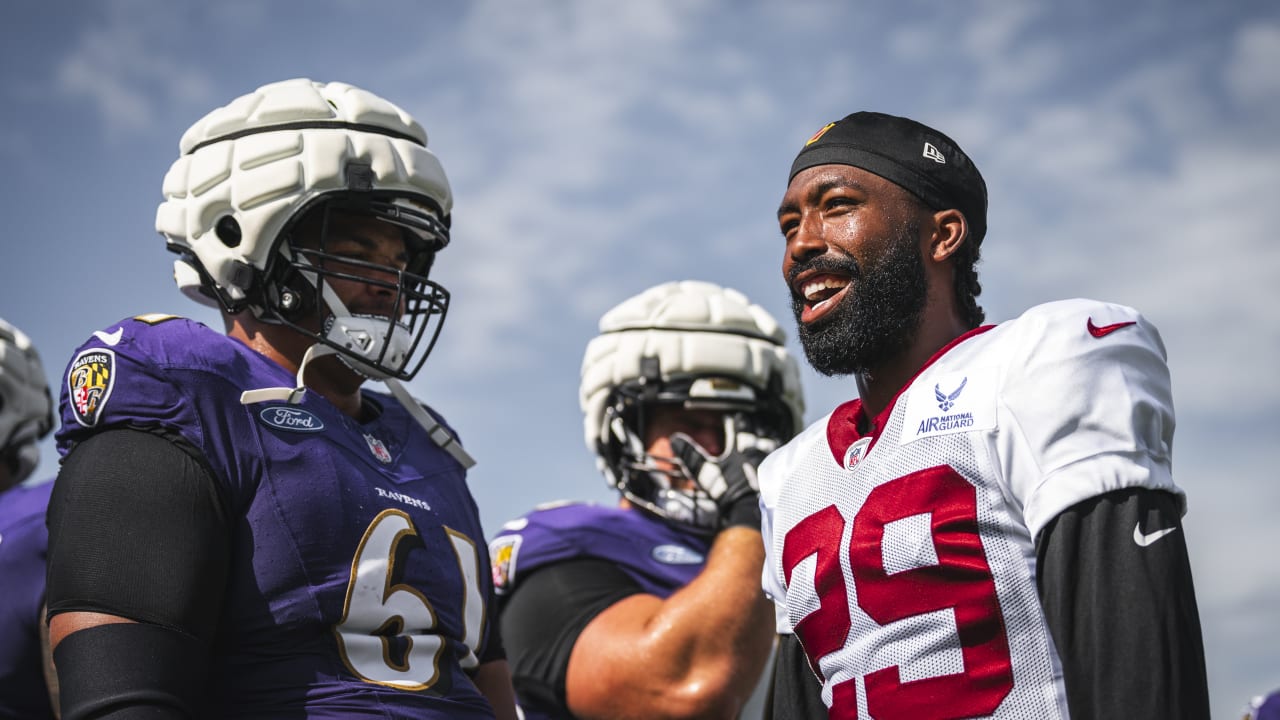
(788, 111, 989, 245)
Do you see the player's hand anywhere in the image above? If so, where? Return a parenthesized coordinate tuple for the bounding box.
(669, 422, 778, 532)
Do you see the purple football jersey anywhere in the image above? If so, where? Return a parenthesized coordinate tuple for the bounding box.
(1253, 690, 1280, 720)
(490, 503, 714, 720)
(0, 480, 56, 720)
(56, 316, 498, 719)
(490, 502, 712, 601)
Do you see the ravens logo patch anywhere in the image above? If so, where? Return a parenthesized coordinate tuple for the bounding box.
(68, 348, 116, 427)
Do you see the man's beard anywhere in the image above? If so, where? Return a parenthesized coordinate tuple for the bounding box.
(790, 219, 928, 377)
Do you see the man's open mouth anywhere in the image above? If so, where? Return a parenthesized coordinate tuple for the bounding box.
(796, 273, 850, 324)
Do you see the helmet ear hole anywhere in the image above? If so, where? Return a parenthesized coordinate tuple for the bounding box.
(265, 265, 316, 322)
(215, 216, 242, 248)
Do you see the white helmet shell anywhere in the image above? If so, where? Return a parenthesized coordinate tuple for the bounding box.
(155, 78, 452, 309)
(0, 318, 53, 484)
(580, 280, 805, 459)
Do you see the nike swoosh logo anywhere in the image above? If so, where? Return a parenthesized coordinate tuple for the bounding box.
(1087, 318, 1136, 338)
(1133, 523, 1178, 547)
(93, 328, 123, 346)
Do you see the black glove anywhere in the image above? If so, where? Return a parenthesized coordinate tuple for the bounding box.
(669, 426, 777, 531)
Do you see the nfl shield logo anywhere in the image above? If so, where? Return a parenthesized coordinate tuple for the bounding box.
(843, 437, 872, 471)
(364, 433, 392, 464)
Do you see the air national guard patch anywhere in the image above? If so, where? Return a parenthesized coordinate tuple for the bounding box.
(68, 348, 116, 427)
(899, 366, 997, 444)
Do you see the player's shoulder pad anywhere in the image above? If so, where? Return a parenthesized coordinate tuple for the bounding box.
(488, 501, 606, 594)
(1011, 298, 1159, 342)
(61, 315, 246, 433)
(759, 415, 831, 507)
(71, 314, 220, 360)
(991, 298, 1167, 369)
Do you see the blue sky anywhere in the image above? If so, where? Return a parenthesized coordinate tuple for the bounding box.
(2, 0, 1278, 714)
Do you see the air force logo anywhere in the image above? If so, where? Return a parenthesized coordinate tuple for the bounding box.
(68, 348, 116, 427)
(935, 377, 967, 411)
(901, 367, 996, 444)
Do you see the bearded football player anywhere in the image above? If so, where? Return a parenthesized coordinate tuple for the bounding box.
(761, 112, 1209, 719)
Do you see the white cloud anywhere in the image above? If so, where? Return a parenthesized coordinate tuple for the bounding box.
(415, 0, 795, 381)
(53, 0, 217, 136)
(961, 1, 1065, 98)
(1226, 22, 1280, 109)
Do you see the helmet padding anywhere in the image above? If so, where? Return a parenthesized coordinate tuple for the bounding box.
(0, 318, 53, 485)
(579, 281, 804, 531)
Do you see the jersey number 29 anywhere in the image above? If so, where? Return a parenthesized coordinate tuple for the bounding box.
(782, 466, 1014, 719)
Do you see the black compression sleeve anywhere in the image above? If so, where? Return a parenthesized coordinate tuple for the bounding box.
(46, 427, 230, 641)
(498, 559, 642, 716)
(766, 632, 827, 720)
(1036, 487, 1209, 719)
(54, 622, 207, 719)
(479, 597, 506, 665)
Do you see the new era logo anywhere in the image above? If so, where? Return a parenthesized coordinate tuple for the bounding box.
(923, 142, 946, 164)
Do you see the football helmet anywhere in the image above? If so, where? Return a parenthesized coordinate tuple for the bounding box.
(156, 78, 453, 382)
(0, 318, 53, 485)
(580, 281, 805, 531)
(1245, 689, 1280, 720)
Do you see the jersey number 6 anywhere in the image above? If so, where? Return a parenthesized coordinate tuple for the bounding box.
(782, 466, 1014, 719)
(334, 509, 485, 690)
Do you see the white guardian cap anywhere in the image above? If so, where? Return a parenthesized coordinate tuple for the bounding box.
(580, 281, 805, 530)
(0, 318, 53, 485)
(156, 78, 454, 381)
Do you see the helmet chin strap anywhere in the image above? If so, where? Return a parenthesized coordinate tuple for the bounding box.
(239, 267, 475, 469)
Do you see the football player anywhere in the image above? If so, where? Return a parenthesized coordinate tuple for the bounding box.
(0, 318, 57, 719)
(764, 111, 1209, 718)
(1245, 689, 1280, 720)
(44, 79, 517, 719)
(489, 280, 805, 719)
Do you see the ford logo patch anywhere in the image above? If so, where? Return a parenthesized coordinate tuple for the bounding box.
(259, 406, 325, 433)
(651, 544, 704, 565)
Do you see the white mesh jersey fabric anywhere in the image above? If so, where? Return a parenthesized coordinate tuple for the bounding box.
(759, 298, 1179, 719)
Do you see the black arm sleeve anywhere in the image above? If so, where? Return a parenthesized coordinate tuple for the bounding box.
(1036, 487, 1209, 719)
(46, 427, 230, 640)
(53, 622, 207, 720)
(46, 427, 231, 717)
(766, 632, 827, 720)
(497, 558, 642, 717)
(478, 606, 507, 665)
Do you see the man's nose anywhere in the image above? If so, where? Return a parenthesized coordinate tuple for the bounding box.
(787, 212, 826, 264)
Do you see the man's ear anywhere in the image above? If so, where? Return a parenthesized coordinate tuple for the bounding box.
(928, 208, 969, 262)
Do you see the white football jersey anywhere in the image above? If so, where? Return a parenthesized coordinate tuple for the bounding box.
(760, 299, 1179, 720)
